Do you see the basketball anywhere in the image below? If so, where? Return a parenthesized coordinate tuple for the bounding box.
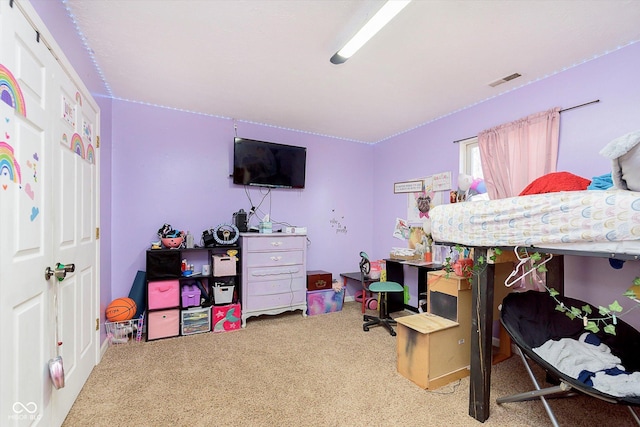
(105, 297, 137, 322)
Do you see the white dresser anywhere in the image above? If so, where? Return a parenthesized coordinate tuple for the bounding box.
(240, 233, 307, 327)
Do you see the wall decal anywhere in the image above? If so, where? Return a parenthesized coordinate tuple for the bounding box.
(30, 206, 39, 221)
(24, 183, 34, 200)
(329, 209, 347, 234)
(0, 141, 22, 188)
(82, 119, 92, 143)
(70, 132, 85, 158)
(0, 64, 27, 117)
(62, 96, 75, 127)
(86, 144, 95, 164)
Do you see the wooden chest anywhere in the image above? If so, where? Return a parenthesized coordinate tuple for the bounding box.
(306, 270, 332, 291)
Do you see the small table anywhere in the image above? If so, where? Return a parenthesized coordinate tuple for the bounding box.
(340, 272, 379, 313)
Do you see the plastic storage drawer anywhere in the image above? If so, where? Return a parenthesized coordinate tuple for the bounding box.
(181, 306, 211, 335)
(148, 280, 180, 310)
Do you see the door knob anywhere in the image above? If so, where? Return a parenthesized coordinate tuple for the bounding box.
(45, 263, 76, 281)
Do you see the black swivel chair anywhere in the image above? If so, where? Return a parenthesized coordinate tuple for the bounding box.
(359, 252, 404, 336)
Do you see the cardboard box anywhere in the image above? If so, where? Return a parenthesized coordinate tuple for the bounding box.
(306, 270, 332, 291)
(396, 313, 470, 389)
(212, 303, 241, 332)
(306, 288, 344, 316)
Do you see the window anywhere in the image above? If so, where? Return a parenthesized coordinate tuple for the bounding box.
(458, 137, 483, 178)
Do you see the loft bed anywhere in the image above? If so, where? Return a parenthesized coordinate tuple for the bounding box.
(429, 188, 640, 423)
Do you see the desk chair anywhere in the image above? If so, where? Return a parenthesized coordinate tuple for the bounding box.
(359, 252, 404, 336)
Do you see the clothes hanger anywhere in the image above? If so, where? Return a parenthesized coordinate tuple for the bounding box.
(504, 246, 553, 288)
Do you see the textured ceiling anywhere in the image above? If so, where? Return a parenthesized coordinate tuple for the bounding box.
(65, 0, 640, 143)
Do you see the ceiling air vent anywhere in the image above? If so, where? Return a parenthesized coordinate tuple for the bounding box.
(489, 73, 522, 88)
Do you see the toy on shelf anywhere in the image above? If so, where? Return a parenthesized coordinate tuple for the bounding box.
(157, 223, 185, 248)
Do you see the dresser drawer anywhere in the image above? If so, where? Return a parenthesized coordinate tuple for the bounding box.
(247, 265, 304, 282)
(244, 290, 307, 311)
(147, 309, 180, 340)
(246, 277, 306, 296)
(245, 249, 304, 268)
(148, 280, 180, 310)
(245, 235, 305, 252)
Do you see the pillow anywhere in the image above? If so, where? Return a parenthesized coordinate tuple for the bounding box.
(599, 130, 640, 191)
(519, 171, 591, 196)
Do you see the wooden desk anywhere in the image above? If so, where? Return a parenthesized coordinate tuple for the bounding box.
(340, 272, 379, 313)
(384, 259, 443, 312)
(341, 260, 443, 314)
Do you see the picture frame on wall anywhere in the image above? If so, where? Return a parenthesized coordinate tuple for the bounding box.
(394, 180, 423, 194)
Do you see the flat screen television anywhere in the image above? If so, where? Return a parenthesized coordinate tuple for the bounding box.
(233, 137, 306, 189)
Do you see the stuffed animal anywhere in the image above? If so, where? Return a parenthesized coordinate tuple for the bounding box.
(599, 130, 640, 192)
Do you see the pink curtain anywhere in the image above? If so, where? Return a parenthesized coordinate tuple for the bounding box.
(478, 107, 560, 199)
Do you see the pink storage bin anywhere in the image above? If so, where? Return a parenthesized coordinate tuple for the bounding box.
(147, 309, 180, 340)
(148, 280, 180, 310)
(212, 303, 241, 332)
(181, 284, 201, 308)
(212, 255, 237, 276)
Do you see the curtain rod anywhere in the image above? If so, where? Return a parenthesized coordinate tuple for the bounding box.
(452, 99, 600, 143)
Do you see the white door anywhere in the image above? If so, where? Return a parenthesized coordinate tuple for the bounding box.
(0, 1, 100, 425)
(51, 36, 100, 426)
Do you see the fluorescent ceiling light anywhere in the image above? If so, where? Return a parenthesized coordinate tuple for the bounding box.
(330, 0, 411, 64)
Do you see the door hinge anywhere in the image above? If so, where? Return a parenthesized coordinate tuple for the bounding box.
(96, 135, 100, 148)
(96, 318, 99, 331)
(96, 227, 100, 239)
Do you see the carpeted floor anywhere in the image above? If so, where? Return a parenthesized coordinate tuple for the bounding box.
(63, 301, 636, 426)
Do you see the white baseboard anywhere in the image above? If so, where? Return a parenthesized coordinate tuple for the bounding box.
(99, 337, 109, 360)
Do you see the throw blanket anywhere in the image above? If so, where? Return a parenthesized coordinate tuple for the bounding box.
(519, 171, 591, 196)
(533, 333, 640, 397)
(587, 173, 614, 190)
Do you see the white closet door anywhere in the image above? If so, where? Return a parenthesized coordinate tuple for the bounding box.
(0, 1, 100, 425)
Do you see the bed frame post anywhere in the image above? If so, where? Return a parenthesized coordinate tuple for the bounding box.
(545, 254, 564, 295)
(469, 246, 494, 422)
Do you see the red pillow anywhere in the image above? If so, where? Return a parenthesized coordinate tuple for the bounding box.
(519, 172, 591, 196)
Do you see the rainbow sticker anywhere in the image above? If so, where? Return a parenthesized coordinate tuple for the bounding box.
(0, 64, 26, 117)
(0, 141, 22, 185)
(70, 133, 85, 158)
(86, 144, 95, 164)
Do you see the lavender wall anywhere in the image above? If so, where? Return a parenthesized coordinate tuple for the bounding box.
(111, 101, 374, 299)
(373, 42, 640, 328)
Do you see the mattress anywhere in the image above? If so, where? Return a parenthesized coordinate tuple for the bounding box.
(430, 189, 640, 256)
